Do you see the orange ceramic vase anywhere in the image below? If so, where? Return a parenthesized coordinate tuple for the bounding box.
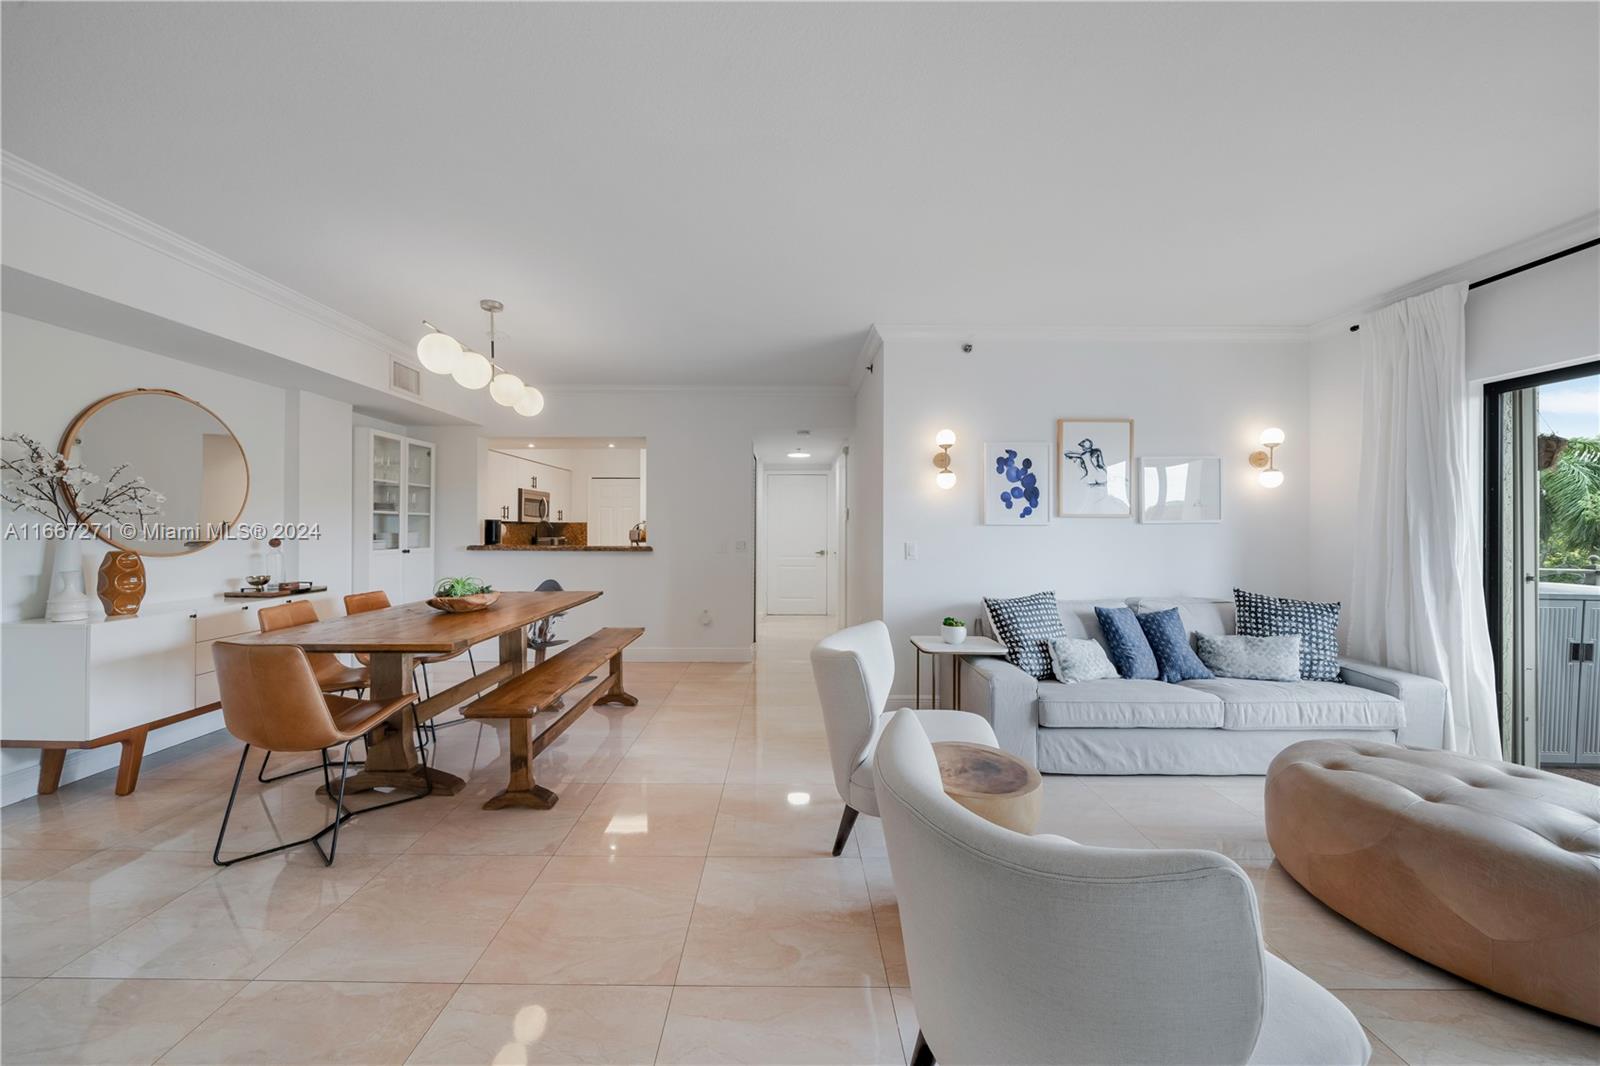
(96, 550, 146, 616)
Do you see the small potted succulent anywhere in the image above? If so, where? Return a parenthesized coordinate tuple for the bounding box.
(428, 576, 499, 613)
(942, 615, 967, 645)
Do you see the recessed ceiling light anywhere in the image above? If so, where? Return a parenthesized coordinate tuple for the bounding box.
(787, 450, 812, 459)
(526, 443, 536, 448)
(607, 442, 615, 448)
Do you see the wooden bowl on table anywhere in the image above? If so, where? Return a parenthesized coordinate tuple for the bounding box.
(426, 592, 500, 614)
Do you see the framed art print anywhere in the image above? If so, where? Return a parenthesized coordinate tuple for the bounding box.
(1057, 419, 1133, 517)
(984, 441, 1050, 525)
(1138, 456, 1223, 523)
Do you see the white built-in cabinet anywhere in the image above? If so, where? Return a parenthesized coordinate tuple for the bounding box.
(355, 428, 434, 603)
(2, 593, 338, 745)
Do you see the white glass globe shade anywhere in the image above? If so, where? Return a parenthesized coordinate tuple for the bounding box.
(1260, 427, 1286, 447)
(515, 386, 545, 417)
(936, 470, 957, 490)
(935, 429, 956, 448)
(489, 371, 525, 407)
(1258, 469, 1285, 489)
(416, 331, 462, 374)
(451, 350, 492, 389)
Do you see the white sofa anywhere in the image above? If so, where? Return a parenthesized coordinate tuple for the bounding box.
(966, 596, 1447, 775)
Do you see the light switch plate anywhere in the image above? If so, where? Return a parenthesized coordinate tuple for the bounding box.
(904, 541, 918, 560)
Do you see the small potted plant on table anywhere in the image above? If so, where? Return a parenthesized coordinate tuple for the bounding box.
(942, 616, 967, 645)
(428, 576, 499, 613)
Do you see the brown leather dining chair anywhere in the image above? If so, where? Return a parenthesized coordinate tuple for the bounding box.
(254, 600, 371, 784)
(344, 589, 478, 742)
(211, 641, 428, 867)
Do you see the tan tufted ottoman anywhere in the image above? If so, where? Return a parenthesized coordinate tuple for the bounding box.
(1266, 739, 1600, 1026)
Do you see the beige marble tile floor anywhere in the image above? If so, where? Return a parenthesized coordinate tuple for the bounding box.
(3, 615, 1597, 1064)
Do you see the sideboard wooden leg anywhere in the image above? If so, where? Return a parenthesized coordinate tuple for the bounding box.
(115, 731, 148, 795)
(37, 749, 66, 795)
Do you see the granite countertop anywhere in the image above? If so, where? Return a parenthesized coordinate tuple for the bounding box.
(467, 544, 653, 552)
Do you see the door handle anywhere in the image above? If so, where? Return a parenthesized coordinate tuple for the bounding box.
(814, 549, 826, 556)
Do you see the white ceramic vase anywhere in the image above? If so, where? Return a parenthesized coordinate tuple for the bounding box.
(942, 624, 967, 646)
(45, 526, 91, 623)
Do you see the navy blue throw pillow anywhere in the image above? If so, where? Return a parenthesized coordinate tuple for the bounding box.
(1094, 606, 1159, 680)
(1136, 608, 1214, 684)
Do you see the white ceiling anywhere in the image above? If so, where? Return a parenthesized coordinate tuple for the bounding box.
(3, 3, 1596, 387)
(753, 429, 847, 467)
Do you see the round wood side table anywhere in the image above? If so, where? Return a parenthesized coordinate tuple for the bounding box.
(933, 741, 1043, 834)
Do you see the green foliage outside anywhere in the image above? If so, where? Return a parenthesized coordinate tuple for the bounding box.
(1540, 436, 1600, 583)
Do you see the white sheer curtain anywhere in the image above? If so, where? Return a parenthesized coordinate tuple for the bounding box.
(1350, 283, 1501, 757)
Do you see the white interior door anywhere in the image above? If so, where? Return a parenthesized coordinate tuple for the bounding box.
(766, 472, 829, 615)
(590, 477, 641, 545)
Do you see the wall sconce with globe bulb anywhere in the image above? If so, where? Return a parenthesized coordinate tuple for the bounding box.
(933, 429, 957, 489)
(1250, 427, 1285, 488)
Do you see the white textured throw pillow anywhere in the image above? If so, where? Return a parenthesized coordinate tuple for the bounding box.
(1195, 633, 1302, 682)
(1046, 637, 1120, 684)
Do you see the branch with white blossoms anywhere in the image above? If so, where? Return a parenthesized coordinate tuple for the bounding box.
(1, 433, 165, 531)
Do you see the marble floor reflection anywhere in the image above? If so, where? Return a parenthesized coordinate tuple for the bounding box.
(3, 615, 1596, 1064)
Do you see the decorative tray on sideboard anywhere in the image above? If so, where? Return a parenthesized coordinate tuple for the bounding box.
(222, 585, 329, 599)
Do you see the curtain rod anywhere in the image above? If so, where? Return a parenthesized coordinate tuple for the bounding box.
(1347, 237, 1600, 333)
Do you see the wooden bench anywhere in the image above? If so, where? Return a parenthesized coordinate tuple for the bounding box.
(464, 626, 643, 810)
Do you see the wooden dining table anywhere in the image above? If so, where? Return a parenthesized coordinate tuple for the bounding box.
(226, 590, 601, 797)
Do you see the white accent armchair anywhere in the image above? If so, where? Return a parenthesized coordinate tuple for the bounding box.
(810, 621, 998, 855)
(873, 709, 1372, 1066)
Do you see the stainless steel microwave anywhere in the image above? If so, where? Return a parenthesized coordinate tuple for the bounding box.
(518, 488, 551, 522)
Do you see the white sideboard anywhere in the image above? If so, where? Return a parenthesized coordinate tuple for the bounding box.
(2, 592, 337, 795)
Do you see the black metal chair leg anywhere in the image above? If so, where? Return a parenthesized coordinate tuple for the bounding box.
(432, 648, 482, 736)
(214, 721, 434, 868)
(911, 1031, 935, 1066)
(259, 748, 330, 784)
(832, 805, 860, 857)
(311, 739, 355, 866)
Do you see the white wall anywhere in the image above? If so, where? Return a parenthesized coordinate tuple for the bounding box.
(1466, 246, 1600, 384)
(847, 338, 885, 627)
(2, 313, 288, 619)
(873, 332, 1312, 699)
(285, 389, 354, 599)
(1, 313, 355, 796)
(434, 388, 853, 660)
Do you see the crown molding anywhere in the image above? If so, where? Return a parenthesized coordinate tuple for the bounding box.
(870, 323, 1313, 344)
(1309, 212, 1600, 337)
(2, 151, 414, 360)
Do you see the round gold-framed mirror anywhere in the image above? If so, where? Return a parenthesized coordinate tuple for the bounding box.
(58, 388, 250, 556)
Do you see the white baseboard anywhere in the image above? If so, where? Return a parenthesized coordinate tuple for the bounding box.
(1, 711, 226, 807)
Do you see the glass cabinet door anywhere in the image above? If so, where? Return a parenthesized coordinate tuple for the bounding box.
(371, 434, 402, 551)
(405, 441, 433, 550)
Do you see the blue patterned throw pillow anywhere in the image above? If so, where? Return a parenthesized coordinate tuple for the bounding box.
(1136, 608, 1214, 684)
(1233, 588, 1342, 682)
(1093, 606, 1159, 680)
(984, 591, 1068, 680)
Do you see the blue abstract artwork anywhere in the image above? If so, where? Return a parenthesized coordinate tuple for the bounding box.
(983, 441, 1050, 525)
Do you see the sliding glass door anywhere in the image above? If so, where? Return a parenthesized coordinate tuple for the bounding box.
(1484, 361, 1600, 772)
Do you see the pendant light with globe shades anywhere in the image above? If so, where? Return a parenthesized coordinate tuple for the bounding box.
(415, 299, 543, 415)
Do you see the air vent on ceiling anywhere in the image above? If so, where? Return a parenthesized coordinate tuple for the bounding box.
(390, 359, 423, 398)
